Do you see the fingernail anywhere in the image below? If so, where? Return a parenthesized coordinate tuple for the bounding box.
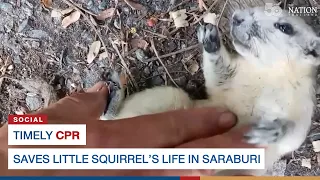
(218, 112, 237, 128)
(97, 82, 108, 92)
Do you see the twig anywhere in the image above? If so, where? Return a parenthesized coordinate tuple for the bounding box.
(150, 38, 179, 88)
(143, 29, 186, 41)
(110, 39, 139, 91)
(191, 0, 221, 26)
(217, 0, 229, 26)
(199, 0, 208, 11)
(144, 44, 200, 62)
(61, 0, 108, 61)
(284, 0, 288, 10)
(66, 0, 97, 16)
(142, 29, 168, 39)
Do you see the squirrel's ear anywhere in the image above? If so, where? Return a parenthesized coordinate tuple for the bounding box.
(305, 38, 320, 58)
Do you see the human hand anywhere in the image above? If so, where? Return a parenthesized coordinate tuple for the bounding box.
(1, 82, 255, 176)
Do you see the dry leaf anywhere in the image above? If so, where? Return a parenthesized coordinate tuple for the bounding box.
(169, 9, 189, 28)
(203, 12, 217, 25)
(301, 159, 311, 169)
(130, 38, 148, 50)
(198, 0, 205, 11)
(147, 17, 157, 27)
(96, 8, 116, 20)
(99, 51, 109, 60)
(41, 0, 52, 8)
(61, 10, 81, 28)
(61, 8, 74, 15)
(124, 0, 146, 11)
(313, 140, 320, 152)
(187, 61, 199, 75)
(52, 8, 75, 18)
(87, 41, 101, 63)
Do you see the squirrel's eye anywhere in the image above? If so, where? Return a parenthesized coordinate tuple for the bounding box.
(274, 22, 294, 35)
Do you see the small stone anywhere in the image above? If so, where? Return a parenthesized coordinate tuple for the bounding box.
(135, 49, 148, 62)
(26, 95, 42, 111)
(13, 56, 22, 64)
(143, 66, 151, 75)
(98, 0, 108, 10)
(31, 41, 40, 48)
(312, 140, 320, 152)
(167, 41, 176, 52)
(301, 158, 311, 169)
(0, 2, 14, 14)
(18, 19, 29, 32)
(27, 29, 49, 39)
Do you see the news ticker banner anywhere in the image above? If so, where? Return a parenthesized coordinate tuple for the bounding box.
(0, 177, 319, 180)
(7, 115, 265, 170)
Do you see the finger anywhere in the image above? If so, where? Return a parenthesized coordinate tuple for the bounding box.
(35, 83, 109, 123)
(91, 107, 238, 148)
(86, 81, 108, 93)
(177, 126, 255, 148)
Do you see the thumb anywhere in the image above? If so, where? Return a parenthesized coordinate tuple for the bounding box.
(34, 82, 109, 124)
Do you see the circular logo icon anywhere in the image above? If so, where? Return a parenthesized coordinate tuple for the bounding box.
(264, 3, 282, 16)
(264, 3, 274, 16)
(272, 5, 283, 16)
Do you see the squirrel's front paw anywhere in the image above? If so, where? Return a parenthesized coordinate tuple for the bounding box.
(197, 24, 221, 53)
(244, 119, 294, 145)
(100, 71, 125, 120)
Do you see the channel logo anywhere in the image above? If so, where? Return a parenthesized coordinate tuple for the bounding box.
(264, 3, 283, 16)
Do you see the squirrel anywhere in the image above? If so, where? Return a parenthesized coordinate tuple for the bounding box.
(100, 6, 320, 175)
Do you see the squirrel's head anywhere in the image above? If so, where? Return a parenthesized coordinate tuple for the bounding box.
(230, 6, 320, 67)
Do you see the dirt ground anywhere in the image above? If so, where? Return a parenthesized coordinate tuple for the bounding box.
(0, 0, 319, 176)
